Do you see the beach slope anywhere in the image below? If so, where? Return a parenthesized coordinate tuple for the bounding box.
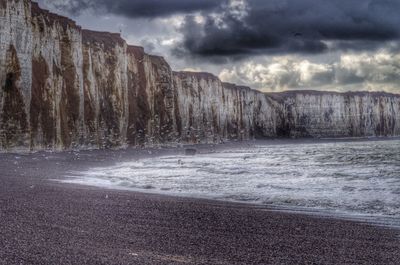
(0, 149, 399, 265)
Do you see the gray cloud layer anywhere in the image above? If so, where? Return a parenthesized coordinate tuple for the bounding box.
(41, 0, 225, 18)
(176, 0, 400, 60)
(42, 0, 400, 59)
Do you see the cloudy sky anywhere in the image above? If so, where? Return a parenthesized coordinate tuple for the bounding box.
(37, 0, 400, 93)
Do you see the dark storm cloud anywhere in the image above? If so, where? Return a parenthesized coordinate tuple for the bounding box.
(175, 0, 400, 59)
(41, 0, 225, 18)
(41, 0, 400, 63)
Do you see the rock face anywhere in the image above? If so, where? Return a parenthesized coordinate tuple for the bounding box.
(1, 0, 400, 150)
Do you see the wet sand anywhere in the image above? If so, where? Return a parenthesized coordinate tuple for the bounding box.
(0, 143, 399, 264)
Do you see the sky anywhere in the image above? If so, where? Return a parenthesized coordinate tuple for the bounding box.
(36, 0, 400, 93)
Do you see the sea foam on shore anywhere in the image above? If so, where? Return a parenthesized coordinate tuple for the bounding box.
(63, 139, 400, 227)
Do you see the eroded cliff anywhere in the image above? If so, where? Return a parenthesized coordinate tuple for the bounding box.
(1, 0, 399, 150)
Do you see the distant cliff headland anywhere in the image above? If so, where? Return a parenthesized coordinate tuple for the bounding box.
(1, 0, 399, 150)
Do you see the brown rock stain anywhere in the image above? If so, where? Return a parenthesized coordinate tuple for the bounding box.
(173, 78, 182, 138)
(0, 45, 28, 148)
(0, 0, 7, 10)
(30, 54, 55, 148)
(127, 46, 151, 146)
(82, 46, 97, 145)
(99, 50, 123, 147)
(59, 33, 80, 148)
(150, 55, 175, 143)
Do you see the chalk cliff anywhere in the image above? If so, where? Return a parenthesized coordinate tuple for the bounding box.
(1, 0, 399, 150)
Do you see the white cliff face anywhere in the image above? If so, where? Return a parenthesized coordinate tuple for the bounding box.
(173, 73, 279, 143)
(0, 0, 399, 151)
(174, 72, 226, 143)
(268, 92, 400, 138)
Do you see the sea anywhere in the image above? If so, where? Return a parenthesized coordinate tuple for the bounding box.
(63, 139, 400, 227)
